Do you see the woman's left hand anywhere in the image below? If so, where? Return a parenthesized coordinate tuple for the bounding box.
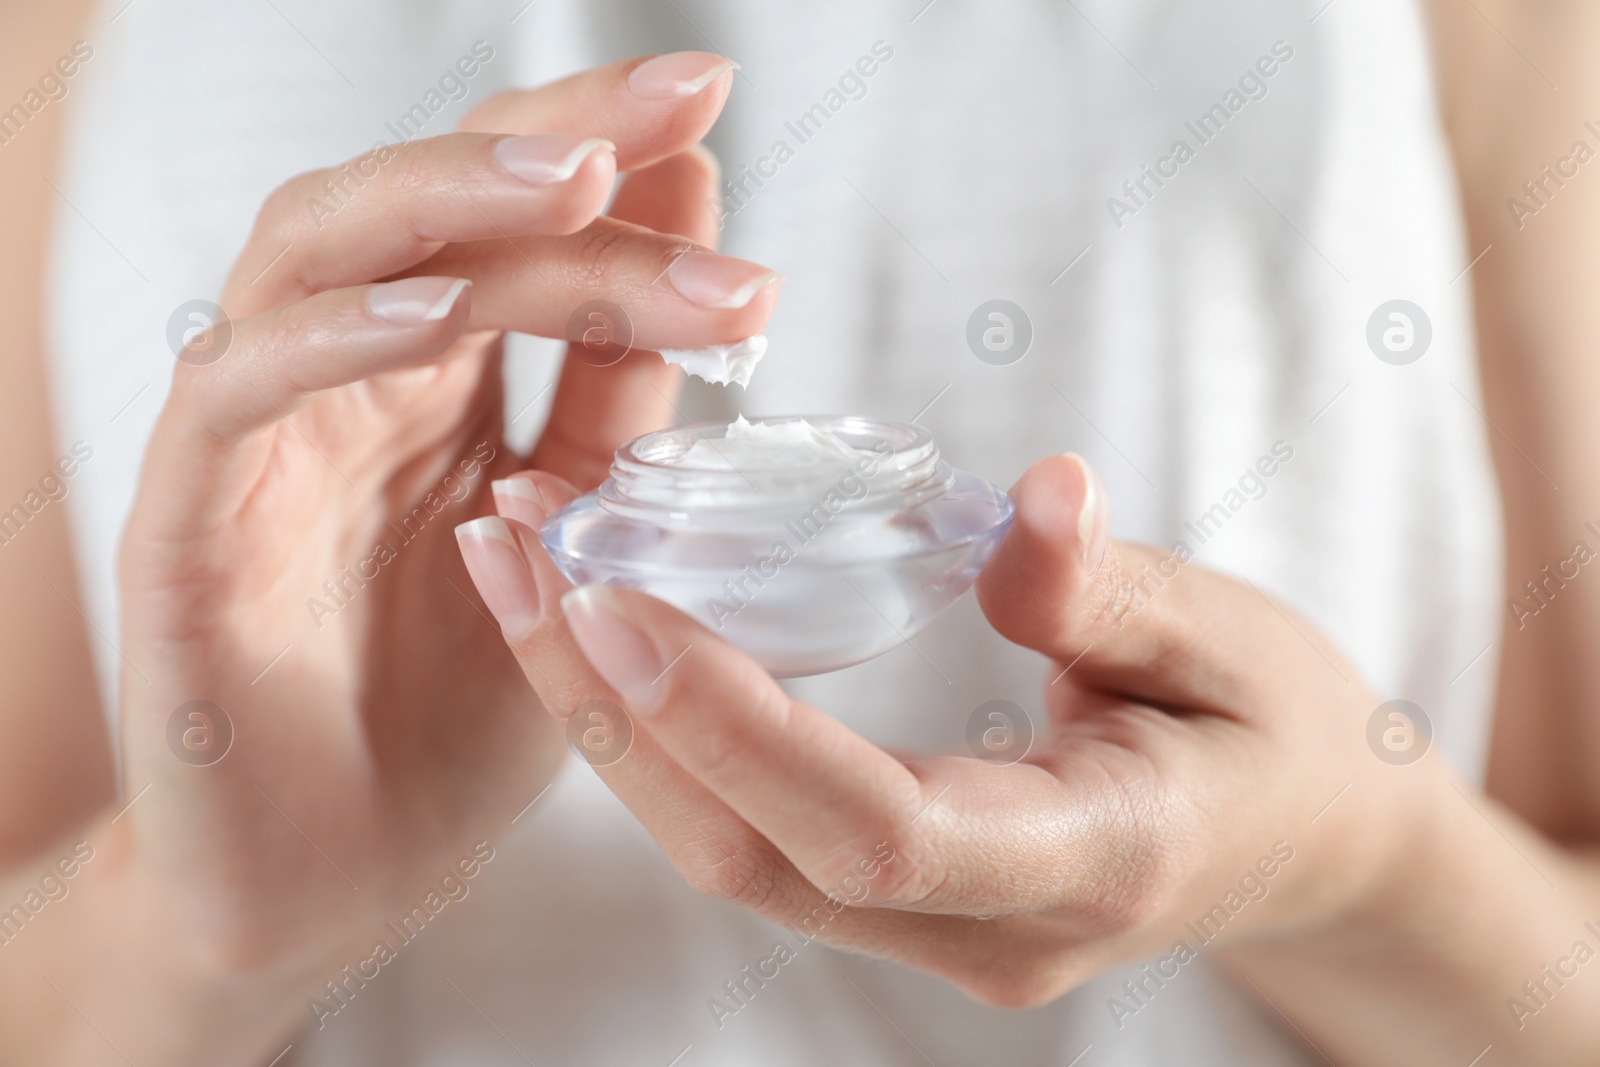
(457, 451, 1452, 1008)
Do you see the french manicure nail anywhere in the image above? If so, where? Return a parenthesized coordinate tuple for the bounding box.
(491, 477, 549, 529)
(627, 52, 739, 99)
(1064, 453, 1108, 572)
(455, 517, 541, 636)
(367, 277, 470, 324)
(494, 134, 615, 185)
(666, 252, 782, 309)
(561, 585, 664, 710)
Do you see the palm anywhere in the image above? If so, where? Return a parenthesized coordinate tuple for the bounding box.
(119, 328, 562, 960)
(251, 331, 551, 806)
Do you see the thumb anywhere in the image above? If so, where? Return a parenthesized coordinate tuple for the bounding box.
(976, 454, 1304, 714)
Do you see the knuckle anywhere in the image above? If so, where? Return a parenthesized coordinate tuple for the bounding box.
(1084, 542, 1140, 630)
(241, 172, 324, 299)
(672, 716, 747, 788)
(1066, 768, 1179, 936)
(246, 307, 312, 384)
(855, 836, 943, 909)
(167, 359, 245, 439)
(568, 221, 640, 289)
(389, 137, 461, 207)
(681, 838, 790, 915)
(253, 170, 318, 244)
(387, 144, 434, 201)
(822, 789, 954, 910)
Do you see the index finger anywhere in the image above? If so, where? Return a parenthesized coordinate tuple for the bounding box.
(557, 583, 1019, 912)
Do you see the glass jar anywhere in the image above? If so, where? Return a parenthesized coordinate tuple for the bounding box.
(539, 416, 1015, 677)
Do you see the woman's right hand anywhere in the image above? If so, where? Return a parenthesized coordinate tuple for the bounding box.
(3, 53, 777, 1066)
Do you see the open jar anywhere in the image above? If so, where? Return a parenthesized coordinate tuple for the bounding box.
(539, 416, 1015, 677)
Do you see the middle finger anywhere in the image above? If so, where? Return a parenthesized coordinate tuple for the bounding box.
(415, 221, 780, 351)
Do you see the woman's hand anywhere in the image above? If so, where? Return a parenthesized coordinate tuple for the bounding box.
(9, 53, 778, 1067)
(463, 454, 1438, 995)
(473, 454, 1600, 1063)
(461, 453, 1468, 1019)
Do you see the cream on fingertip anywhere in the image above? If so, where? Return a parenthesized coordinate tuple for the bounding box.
(657, 336, 767, 387)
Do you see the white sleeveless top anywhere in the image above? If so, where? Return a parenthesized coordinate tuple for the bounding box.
(49, 1, 1500, 1063)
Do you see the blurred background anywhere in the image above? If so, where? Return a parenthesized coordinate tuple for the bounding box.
(5, 0, 1585, 1063)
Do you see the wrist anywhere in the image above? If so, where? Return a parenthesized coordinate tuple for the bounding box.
(1201, 748, 1457, 972)
(1219, 758, 1500, 969)
(1, 809, 318, 1066)
(1215, 766, 1599, 1060)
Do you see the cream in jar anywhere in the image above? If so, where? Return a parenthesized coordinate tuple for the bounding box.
(540, 416, 1014, 677)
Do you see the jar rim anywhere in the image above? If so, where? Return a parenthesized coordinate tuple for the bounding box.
(615, 414, 933, 471)
(600, 415, 946, 520)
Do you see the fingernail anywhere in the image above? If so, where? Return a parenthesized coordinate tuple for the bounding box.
(491, 477, 549, 529)
(455, 517, 541, 637)
(494, 134, 615, 185)
(367, 277, 470, 324)
(628, 52, 739, 99)
(667, 251, 782, 309)
(561, 585, 663, 710)
(1064, 453, 1109, 572)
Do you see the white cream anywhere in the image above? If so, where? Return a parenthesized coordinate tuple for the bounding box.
(656, 335, 767, 388)
(677, 415, 868, 470)
(541, 416, 1017, 677)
